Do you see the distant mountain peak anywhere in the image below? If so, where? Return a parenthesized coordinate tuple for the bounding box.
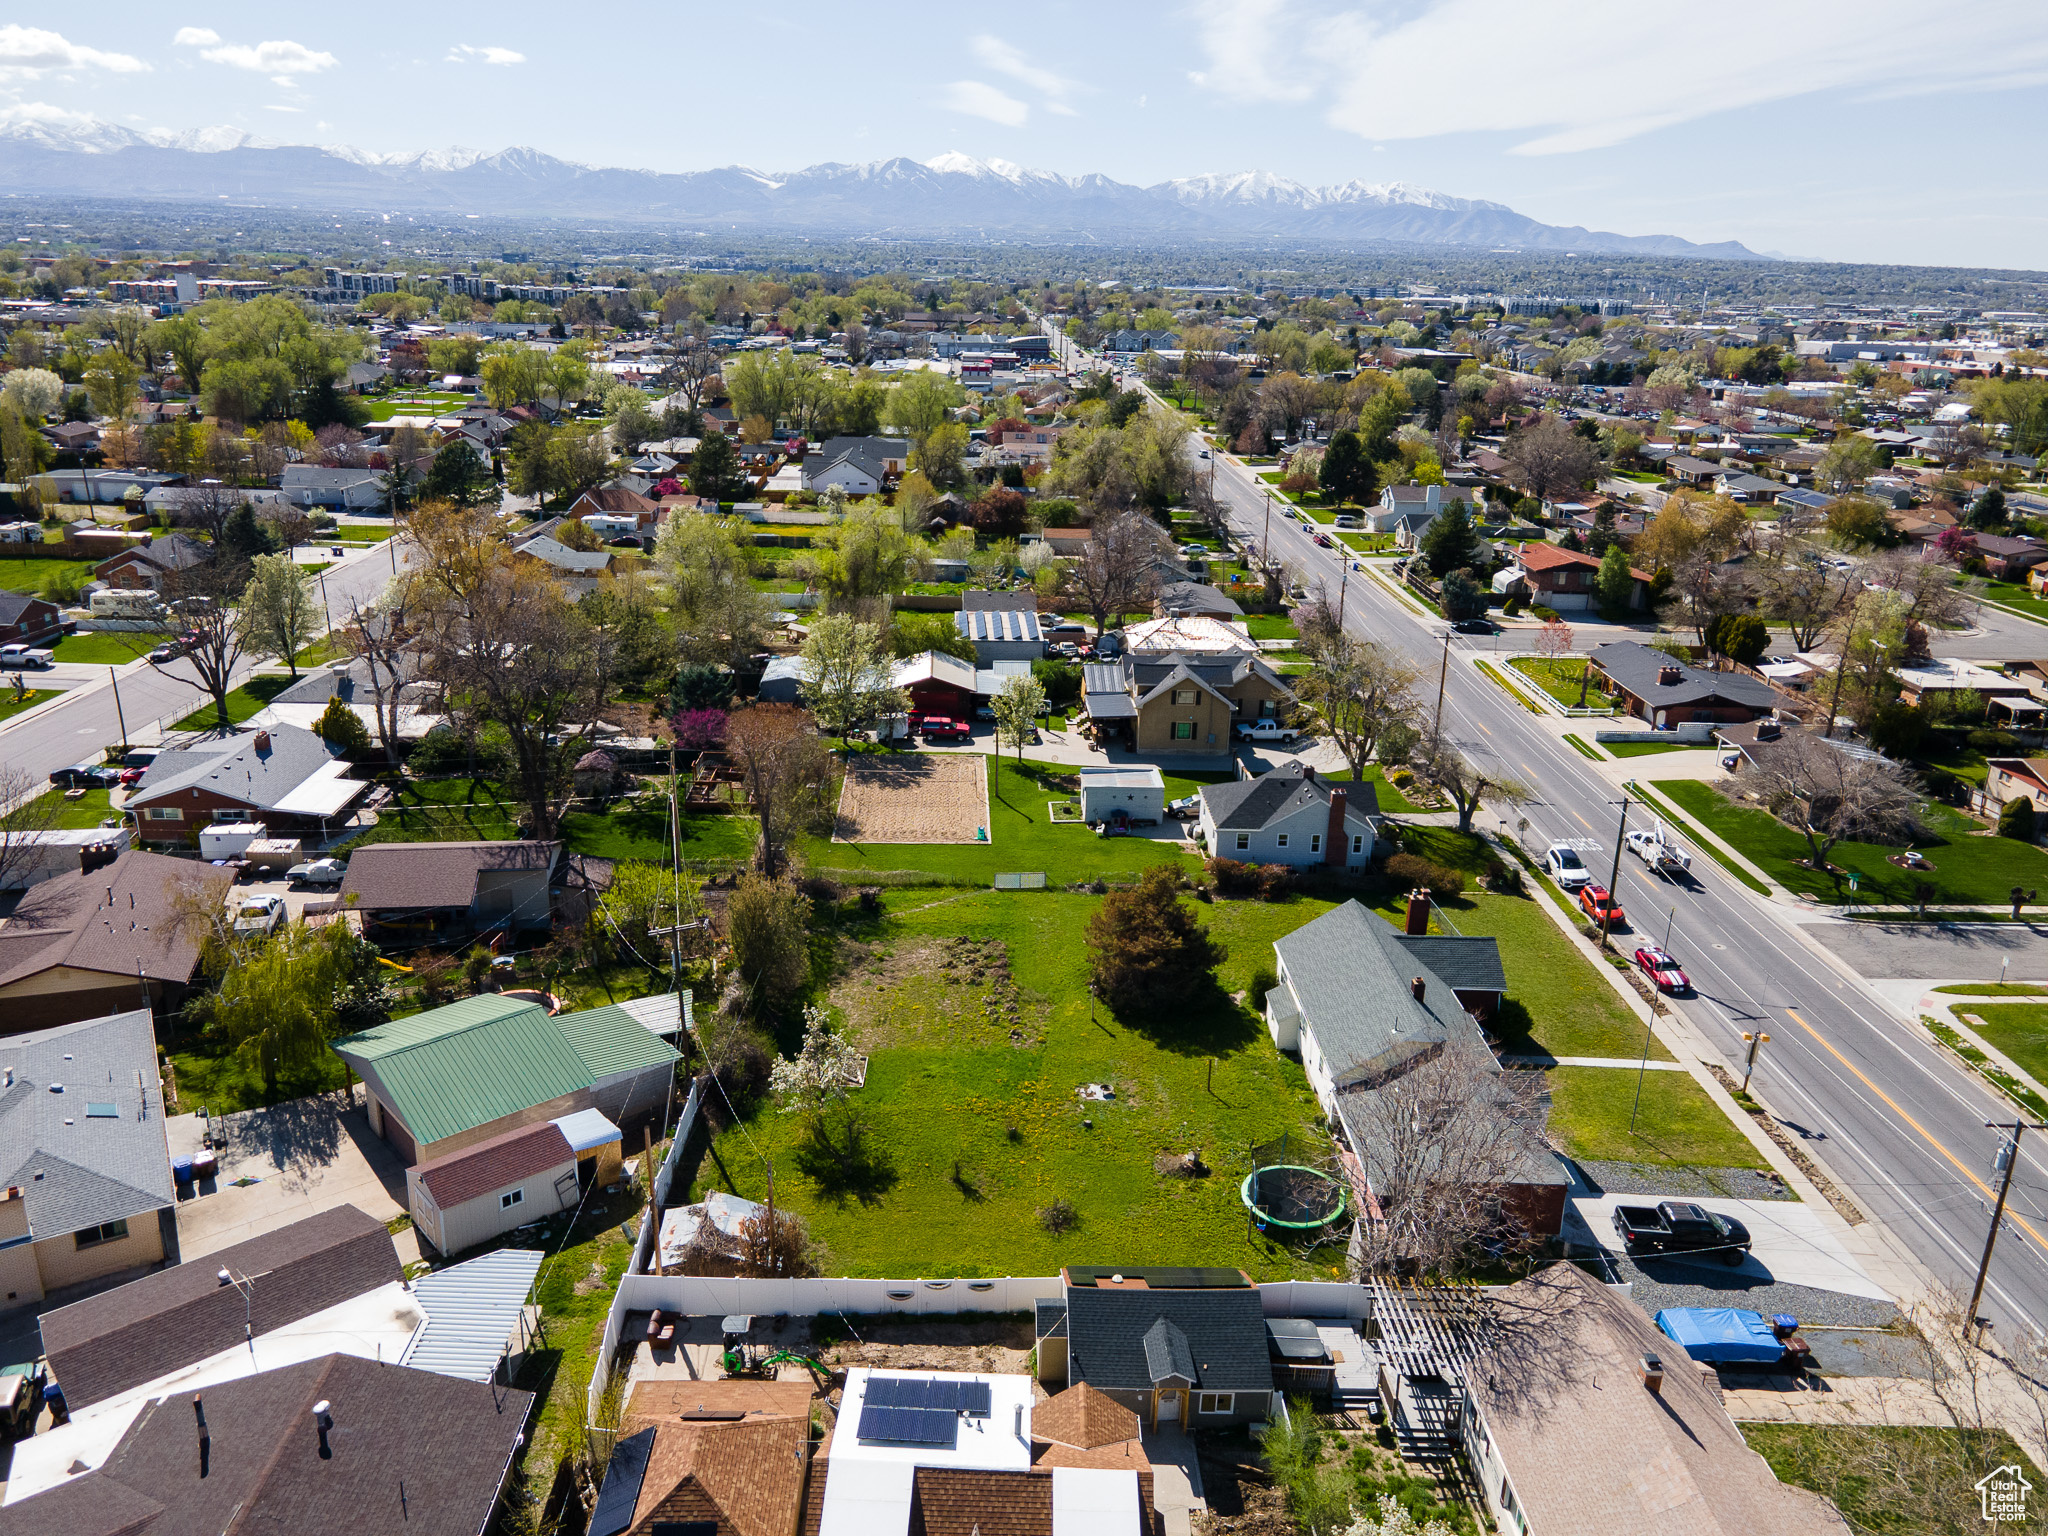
(0, 116, 1763, 261)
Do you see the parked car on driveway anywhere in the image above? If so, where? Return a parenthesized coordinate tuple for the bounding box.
(1233, 718, 1300, 744)
(230, 894, 286, 937)
(1166, 793, 1201, 819)
(286, 858, 347, 887)
(1544, 843, 1592, 888)
(921, 717, 972, 742)
(1577, 882, 1627, 929)
(1612, 1200, 1750, 1264)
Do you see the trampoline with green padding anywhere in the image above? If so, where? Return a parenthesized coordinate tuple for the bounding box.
(1241, 1163, 1348, 1232)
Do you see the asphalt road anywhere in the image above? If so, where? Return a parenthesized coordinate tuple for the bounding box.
(1195, 437, 2048, 1343)
(0, 537, 415, 788)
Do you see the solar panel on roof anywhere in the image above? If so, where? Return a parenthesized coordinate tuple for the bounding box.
(856, 1402, 958, 1446)
(960, 1382, 991, 1417)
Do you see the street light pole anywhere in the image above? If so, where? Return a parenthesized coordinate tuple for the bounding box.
(1968, 1120, 2043, 1346)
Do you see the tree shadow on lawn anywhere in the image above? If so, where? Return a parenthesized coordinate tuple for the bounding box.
(1108, 975, 1261, 1059)
(791, 1111, 899, 1208)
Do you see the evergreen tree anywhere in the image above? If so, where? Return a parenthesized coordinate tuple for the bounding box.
(1419, 503, 1482, 578)
(1595, 543, 1635, 611)
(690, 431, 746, 502)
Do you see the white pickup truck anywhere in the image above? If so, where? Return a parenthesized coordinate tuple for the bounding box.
(1234, 718, 1301, 744)
(1627, 826, 1692, 879)
(0, 644, 54, 670)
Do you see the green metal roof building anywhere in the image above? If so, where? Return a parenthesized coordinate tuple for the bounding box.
(335, 993, 683, 1164)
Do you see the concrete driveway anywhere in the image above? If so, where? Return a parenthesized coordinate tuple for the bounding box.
(1568, 1194, 1889, 1301)
(168, 1087, 417, 1264)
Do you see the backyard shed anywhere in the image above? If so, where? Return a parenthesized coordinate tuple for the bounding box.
(406, 1114, 617, 1258)
(1077, 767, 1165, 826)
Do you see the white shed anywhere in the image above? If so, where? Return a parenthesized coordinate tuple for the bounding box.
(407, 1108, 619, 1258)
(1078, 766, 1165, 826)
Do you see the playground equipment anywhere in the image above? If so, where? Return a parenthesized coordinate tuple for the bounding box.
(1241, 1131, 1349, 1240)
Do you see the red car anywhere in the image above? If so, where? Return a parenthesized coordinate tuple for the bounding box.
(921, 717, 972, 742)
(1577, 883, 1627, 929)
(1314, 533, 1333, 547)
(117, 766, 147, 787)
(1634, 946, 1691, 993)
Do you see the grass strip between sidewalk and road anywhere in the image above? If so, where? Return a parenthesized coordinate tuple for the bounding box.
(1475, 660, 1545, 714)
(1627, 781, 1773, 897)
(1562, 733, 1602, 761)
(1925, 1015, 2048, 1121)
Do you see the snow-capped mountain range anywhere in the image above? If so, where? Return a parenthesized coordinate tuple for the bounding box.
(0, 120, 1762, 260)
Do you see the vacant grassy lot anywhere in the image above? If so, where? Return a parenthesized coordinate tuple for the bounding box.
(690, 888, 1334, 1278)
(1955, 1004, 2048, 1083)
(0, 556, 93, 595)
(1655, 779, 2048, 905)
(51, 631, 150, 665)
(1604, 740, 1707, 759)
(167, 1035, 350, 1117)
(1546, 1066, 1766, 1169)
(172, 674, 293, 731)
(341, 776, 754, 864)
(1507, 657, 1618, 712)
(1743, 1422, 2041, 1536)
(801, 755, 1230, 884)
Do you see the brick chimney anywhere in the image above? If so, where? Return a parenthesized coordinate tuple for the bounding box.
(1656, 664, 1683, 687)
(1302, 764, 1315, 783)
(1640, 1354, 1665, 1395)
(1410, 975, 1426, 1003)
(1405, 888, 1430, 936)
(1325, 788, 1347, 865)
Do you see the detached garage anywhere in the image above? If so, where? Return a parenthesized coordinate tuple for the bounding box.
(1078, 766, 1165, 826)
(408, 1109, 623, 1257)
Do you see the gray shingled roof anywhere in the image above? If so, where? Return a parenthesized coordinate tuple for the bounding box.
(1589, 642, 1778, 712)
(0, 852, 232, 992)
(337, 840, 559, 913)
(1387, 934, 1506, 996)
(129, 724, 360, 813)
(1065, 1282, 1269, 1396)
(960, 590, 1036, 613)
(1272, 902, 1498, 1088)
(1201, 765, 1379, 833)
(0, 1010, 173, 1246)
(1141, 1317, 1196, 1386)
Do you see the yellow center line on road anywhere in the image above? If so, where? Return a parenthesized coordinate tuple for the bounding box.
(1784, 1008, 2048, 1259)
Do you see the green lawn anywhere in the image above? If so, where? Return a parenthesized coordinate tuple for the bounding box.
(1933, 982, 2048, 996)
(171, 674, 294, 731)
(1954, 1004, 2048, 1083)
(0, 687, 54, 723)
(563, 803, 756, 863)
(1241, 613, 1299, 641)
(342, 775, 754, 864)
(51, 631, 151, 665)
(1604, 740, 1708, 759)
(1743, 1422, 2041, 1536)
(27, 786, 122, 828)
(1455, 892, 1672, 1061)
(801, 755, 1231, 884)
(364, 393, 467, 421)
(1546, 1066, 1767, 1169)
(1968, 577, 2048, 626)
(0, 556, 93, 595)
(1655, 779, 2048, 905)
(688, 888, 1334, 1278)
(1327, 764, 1428, 816)
(1507, 657, 1617, 712)
(167, 1036, 350, 1117)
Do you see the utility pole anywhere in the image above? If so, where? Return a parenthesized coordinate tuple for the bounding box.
(1738, 1030, 1771, 1092)
(1968, 1120, 2043, 1346)
(1603, 794, 1631, 947)
(108, 667, 128, 749)
(1336, 559, 1350, 629)
(1431, 629, 1453, 754)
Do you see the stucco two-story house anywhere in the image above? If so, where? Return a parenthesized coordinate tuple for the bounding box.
(1081, 650, 1294, 756)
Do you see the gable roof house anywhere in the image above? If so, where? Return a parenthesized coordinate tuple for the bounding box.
(1199, 763, 1386, 868)
(332, 993, 680, 1165)
(514, 531, 616, 588)
(570, 484, 660, 528)
(590, 1378, 814, 1536)
(407, 1109, 621, 1258)
(1038, 1267, 1274, 1430)
(1496, 542, 1650, 612)
(0, 1009, 176, 1312)
(125, 725, 370, 847)
(336, 839, 561, 941)
(799, 436, 909, 495)
(279, 464, 384, 509)
(1081, 650, 1293, 756)
(0, 852, 232, 1031)
(91, 530, 209, 592)
(251, 655, 441, 744)
(0, 589, 61, 646)
(2, 1351, 532, 1536)
(1461, 1263, 1846, 1536)
(1589, 641, 1780, 728)
(1266, 899, 1567, 1241)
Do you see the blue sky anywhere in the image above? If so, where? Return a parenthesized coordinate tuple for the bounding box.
(5, 1, 2048, 269)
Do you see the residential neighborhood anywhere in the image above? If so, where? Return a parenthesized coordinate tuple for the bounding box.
(4, 48, 2048, 1536)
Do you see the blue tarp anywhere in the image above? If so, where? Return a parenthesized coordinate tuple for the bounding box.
(1654, 1307, 1784, 1364)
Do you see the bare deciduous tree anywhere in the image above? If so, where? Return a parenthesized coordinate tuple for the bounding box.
(1502, 415, 1597, 502)
(1292, 637, 1419, 783)
(1756, 558, 1857, 649)
(1069, 509, 1167, 638)
(1418, 739, 1530, 834)
(148, 562, 252, 731)
(725, 703, 835, 877)
(0, 766, 64, 891)
(1746, 733, 1921, 883)
(1343, 1039, 1552, 1276)
(345, 591, 415, 766)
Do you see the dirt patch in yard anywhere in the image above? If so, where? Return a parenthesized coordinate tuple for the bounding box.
(815, 1315, 1037, 1380)
(831, 935, 1047, 1049)
(833, 753, 989, 844)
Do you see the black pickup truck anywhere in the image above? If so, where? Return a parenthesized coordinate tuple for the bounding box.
(1612, 1201, 1752, 1265)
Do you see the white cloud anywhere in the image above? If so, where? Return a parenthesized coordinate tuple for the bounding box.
(447, 44, 525, 65)
(971, 35, 1080, 114)
(1189, 0, 2048, 154)
(171, 27, 220, 47)
(0, 24, 148, 78)
(940, 79, 1029, 127)
(198, 38, 337, 76)
(263, 103, 302, 113)
(0, 100, 101, 128)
